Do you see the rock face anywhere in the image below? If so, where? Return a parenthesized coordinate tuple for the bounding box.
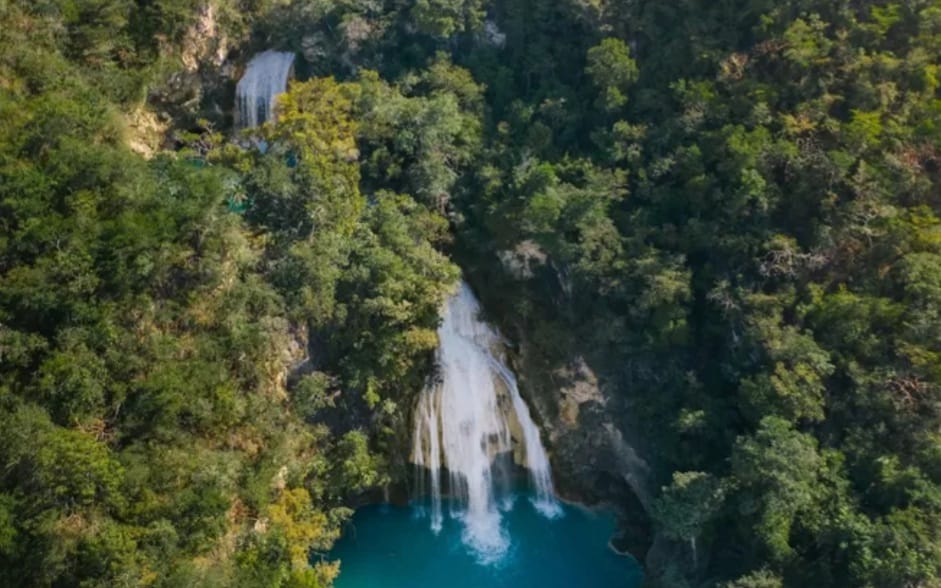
(125, 106, 169, 158)
(180, 3, 230, 73)
(508, 345, 655, 563)
(497, 241, 548, 280)
(464, 250, 668, 571)
(149, 2, 238, 131)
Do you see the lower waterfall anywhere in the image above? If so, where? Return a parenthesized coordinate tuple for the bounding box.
(412, 282, 560, 561)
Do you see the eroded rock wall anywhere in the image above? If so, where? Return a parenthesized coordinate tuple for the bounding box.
(506, 339, 656, 564)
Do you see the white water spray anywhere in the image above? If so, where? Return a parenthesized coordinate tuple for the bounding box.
(413, 282, 560, 561)
(235, 50, 295, 129)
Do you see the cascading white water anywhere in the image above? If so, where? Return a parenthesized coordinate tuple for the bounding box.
(489, 358, 560, 517)
(235, 50, 295, 129)
(413, 282, 560, 562)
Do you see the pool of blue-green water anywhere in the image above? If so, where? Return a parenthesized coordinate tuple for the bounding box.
(327, 497, 643, 588)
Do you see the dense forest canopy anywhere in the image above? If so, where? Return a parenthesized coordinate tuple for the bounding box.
(1, 0, 940, 587)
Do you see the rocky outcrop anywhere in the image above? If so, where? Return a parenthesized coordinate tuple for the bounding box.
(125, 106, 169, 158)
(470, 243, 679, 575)
(486, 301, 706, 585)
(508, 346, 655, 563)
(149, 2, 239, 131)
(180, 3, 230, 74)
(498, 240, 548, 280)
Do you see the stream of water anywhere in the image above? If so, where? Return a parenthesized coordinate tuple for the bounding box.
(235, 50, 294, 128)
(231, 49, 645, 584)
(330, 283, 642, 586)
(412, 282, 560, 561)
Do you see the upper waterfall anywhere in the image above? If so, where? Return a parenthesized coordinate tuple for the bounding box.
(235, 50, 295, 129)
(412, 282, 560, 562)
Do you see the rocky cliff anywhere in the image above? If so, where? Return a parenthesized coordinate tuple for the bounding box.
(461, 252, 694, 584)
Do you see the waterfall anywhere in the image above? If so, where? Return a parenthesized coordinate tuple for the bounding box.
(235, 50, 295, 129)
(413, 282, 560, 562)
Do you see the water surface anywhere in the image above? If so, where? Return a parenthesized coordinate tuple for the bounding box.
(328, 498, 643, 588)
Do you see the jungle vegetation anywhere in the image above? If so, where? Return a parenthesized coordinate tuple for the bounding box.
(1, 1, 940, 587)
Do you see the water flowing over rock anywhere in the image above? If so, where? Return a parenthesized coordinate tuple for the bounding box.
(235, 51, 295, 129)
(412, 282, 560, 562)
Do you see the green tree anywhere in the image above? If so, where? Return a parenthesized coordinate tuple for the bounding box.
(653, 472, 724, 546)
(731, 417, 825, 562)
(586, 38, 638, 112)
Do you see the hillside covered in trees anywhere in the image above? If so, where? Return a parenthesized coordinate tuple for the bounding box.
(1, 1, 940, 587)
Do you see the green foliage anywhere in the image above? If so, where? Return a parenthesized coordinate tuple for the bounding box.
(0, 5, 460, 585)
(331, 191, 458, 398)
(652, 472, 724, 543)
(411, 0, 485, 38)
(731, 417, 825, 561)
(331, 431, 387, 496)
(739, 306, 834, 424)
(723, 569, 783, 588)
(4, 0, 941, 586)
(0, 495, 16, 556)
(451, 0, 941, 585)
(239, 76, 367, 330)
(586, 38, 638, 112)
(293, 373, 336, 420)
(354, 60, 482, 209)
